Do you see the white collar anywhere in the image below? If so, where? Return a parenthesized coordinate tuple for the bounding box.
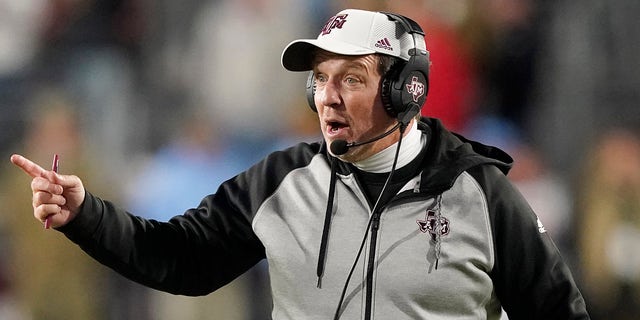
(352, 121, 425, 173)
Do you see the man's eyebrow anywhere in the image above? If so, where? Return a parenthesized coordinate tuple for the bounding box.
(312, 54, 377, 76)
(343, 60, 368, 71)
(314, 62, 368, 75)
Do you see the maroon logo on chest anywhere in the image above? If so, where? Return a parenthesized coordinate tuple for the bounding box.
(417, 209, 450, 241)
(321, 14, 348, 35)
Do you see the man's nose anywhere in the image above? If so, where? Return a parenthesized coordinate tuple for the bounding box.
(318, 81, 341, 108)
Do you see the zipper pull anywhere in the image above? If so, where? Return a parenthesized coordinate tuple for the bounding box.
(371, 212, 381, 231)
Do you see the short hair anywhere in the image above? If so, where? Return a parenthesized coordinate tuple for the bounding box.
(377, 54, 403, 77)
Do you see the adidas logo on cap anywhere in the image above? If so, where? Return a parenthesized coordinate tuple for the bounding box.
(374, 38, 393, 51)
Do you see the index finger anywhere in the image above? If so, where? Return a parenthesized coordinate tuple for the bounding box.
(10, 154, 47, 178)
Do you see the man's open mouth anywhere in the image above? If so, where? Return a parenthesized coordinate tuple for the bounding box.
(327, 121, 348, 134)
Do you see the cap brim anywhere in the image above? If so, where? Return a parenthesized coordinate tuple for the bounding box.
(281, 39, 376, 72)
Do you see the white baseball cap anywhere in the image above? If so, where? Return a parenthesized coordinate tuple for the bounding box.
(281, 9, 419, 72)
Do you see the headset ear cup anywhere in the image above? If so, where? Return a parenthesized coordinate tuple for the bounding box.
(380, 77, 395, 117)
(380, 63, 404, 118)
(379, 12, 431, 123)
(394, 69, 428, 124)
(389, 55, 430, 122)
(392, 70, 428, 114)
(306, 71, 317, 112)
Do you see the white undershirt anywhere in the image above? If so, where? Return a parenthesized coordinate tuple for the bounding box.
(352, 121, 426, 173)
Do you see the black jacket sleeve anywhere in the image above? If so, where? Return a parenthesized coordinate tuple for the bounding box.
(469, 165, 590, 319)
(56, 143, 320, 297)
(58, 187, 266, 296)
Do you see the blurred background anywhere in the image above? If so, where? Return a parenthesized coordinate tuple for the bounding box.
(0, 0, 639, 319)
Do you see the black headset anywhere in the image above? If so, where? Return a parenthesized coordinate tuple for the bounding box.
(306, 12, 430, 124)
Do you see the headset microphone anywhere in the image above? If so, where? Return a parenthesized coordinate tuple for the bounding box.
(330, 122, 402, 156)
(329, 140, 349, 155)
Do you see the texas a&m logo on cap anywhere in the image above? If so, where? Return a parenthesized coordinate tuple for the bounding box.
(321, 14, 348, 35)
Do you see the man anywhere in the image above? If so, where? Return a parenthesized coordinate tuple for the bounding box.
(11, 9, 589, 319)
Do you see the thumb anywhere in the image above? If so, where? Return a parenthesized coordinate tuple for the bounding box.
(49, 171, 82, 188)
(47, 171, 86, 219)
(48, 172, 85, 202)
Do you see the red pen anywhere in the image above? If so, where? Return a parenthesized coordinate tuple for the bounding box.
(45, 154, 59, 229)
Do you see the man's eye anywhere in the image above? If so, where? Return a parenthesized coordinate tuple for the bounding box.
(346, 77, 359, 84)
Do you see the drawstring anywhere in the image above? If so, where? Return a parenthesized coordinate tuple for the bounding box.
(317, 156, 338, 288)
(433, 194, 443, 270)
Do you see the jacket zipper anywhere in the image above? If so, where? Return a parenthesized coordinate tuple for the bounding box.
(361, 193, 431, 320)
(364, 209, 382, 320)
